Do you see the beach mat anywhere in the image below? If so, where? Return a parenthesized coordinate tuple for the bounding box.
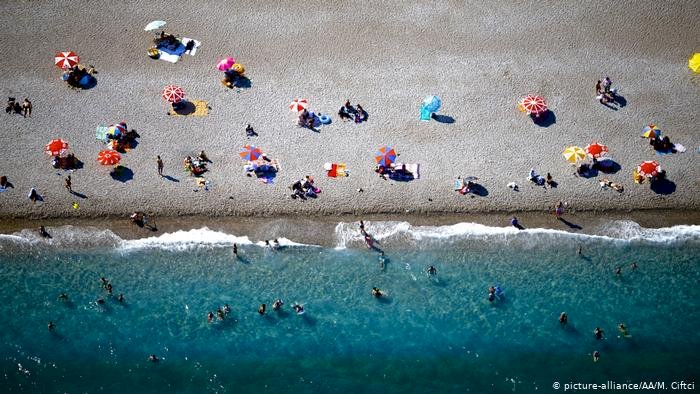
(168, 100, 210, 117)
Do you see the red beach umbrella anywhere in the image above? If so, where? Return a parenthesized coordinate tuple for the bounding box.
(162, 85, 185, 103)
(45, 139, 69, 156)
(637, 160, 661, 178)
(97, 149, 121, 166)
(585, 143, 608, 159)
(519, 95, 548, 115)
(54, 51, 79, 69)
(289, 98, 309, 112)
(239, 145, 263, 161)
(375, 145, 397, 167)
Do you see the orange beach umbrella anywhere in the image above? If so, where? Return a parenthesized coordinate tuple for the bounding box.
(97, 149, 121, 166)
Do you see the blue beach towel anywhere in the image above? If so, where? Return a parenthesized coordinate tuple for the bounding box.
(158, 42, 186, 56)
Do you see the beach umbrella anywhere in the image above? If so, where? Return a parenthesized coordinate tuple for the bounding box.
(231, 63, 245, 74)
(107, 122, 127, 138)
(689, 53, 700, 73)
(45, 139, 69, 156)
(239, 145, 263, 161)
(54, 51, 79, 69)
(162, 85, 185, 103)
(519, 95, 548, 115)
(585, 142, 609, 159)
(144, 20, 166, 31)
(375, 145, 397, 167)
(637, 160, 661, 178)
(422, 95, 442, 113)
(642, 124, 661, 139)
(216, 57, 235, 71)
(562, 146, 586, 164)
(97, 149, 121, 166)
(289, 98, 309, 112)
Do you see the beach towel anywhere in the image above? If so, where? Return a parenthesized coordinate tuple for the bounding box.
(158, 42, 186, 56)
(324, 162, 348, 177)
(168, 100, 210, 117)
(181, 38, 201, 56)
(390, 163, 420, 180)
(194, 177, 211, 191)
(673, 143, 686, 153)
(95, 126, 109, 142)
(157, 51, 181, 63)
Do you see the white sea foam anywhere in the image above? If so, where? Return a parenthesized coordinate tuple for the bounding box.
(334, 220, 700, 248)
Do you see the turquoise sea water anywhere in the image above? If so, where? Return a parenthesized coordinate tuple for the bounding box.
(0, 221, 698, 393)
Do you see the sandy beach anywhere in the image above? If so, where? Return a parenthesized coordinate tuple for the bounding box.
(1, 0, 699, 223)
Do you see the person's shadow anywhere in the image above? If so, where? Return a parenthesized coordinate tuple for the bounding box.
(612, 93, 627, 107)
(532, 110, 556, 127)
(163, 175, 179, 182)
(558, 218, 582, 230)
(470, 183, 489, 196)
(71, 191, 88, 199)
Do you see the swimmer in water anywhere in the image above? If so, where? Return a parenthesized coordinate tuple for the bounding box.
(364, 234, 373, 248)
(618, 323, 630, 337)
(379, 251, 386, 269)
(223, 304, 231, 315)
(577, 245, 582, 255)
(233, 243, 238, 256)
(96, 298, 105, 305)
(118, 293, 124, 303)
(372, 287, 383, 298)
(272, 299, 283, 311)
(615, 266, 621, 276)
(559, 312, 568, 326)
(594, 327, 604, 340)
(100, 277, 109, 289)
(58, 293, 68, 300)
(106, 283, 113, 295)
(258, 304, 266, 315)
(630, 262, 638, 270)
(48, 321, 55, 331)
(488, 286, 496, 302)
(217, 308, 225, 320)
(293, 304, 304, 315)
(426, 266, 437, 276)
(148, 354, 159, 362)
(273, 239, 280, 248)
(207, 311, 214, 323)
(592, 350, 600, 362)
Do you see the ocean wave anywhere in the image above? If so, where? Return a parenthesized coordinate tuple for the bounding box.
(334, 220, 700, 249)
(0, 226, 122, 252)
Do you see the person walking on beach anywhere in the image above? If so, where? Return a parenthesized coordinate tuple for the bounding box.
(64, 175, 72, 193)
(156, 156, 164, 176)
(21, 98, 32, 117)
(554, 201, 564, 220)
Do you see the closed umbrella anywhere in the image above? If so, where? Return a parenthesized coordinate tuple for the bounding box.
(45, 139, 69, 156)
(217, 57, 235, 71)
(289, 98, 309, 112)
(519, 95, 547, 116)
(637, 160, 661, 178)
(585, 143, 608, 159)
(562, 146, 586, 164)
(240, 145, 263, 161)
(375, 146, 397, 167)
(97, 150, 121, 166)
(162, 85, 185, 103)
(55, 51, 79, 69)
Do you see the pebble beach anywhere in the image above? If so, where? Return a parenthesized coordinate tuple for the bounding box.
(0, 0, 698, 222)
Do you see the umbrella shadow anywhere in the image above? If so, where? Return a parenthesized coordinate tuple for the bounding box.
(432, 114, 455, 124)
(557, 218, 583, 230)
(470, 183, 489, 196)
(596, 159, 621, 174)
(163, 175, 180, 182)
(232, 75, 252, 89)
(650, 178, 676, 195)
(81, 75, 97, 90)
(532, 110, 556, 127)
(170, 100, 196, 116)
(110, 166, 134, 182)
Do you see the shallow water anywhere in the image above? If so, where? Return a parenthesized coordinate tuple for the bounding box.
(0, 222, 698, 393)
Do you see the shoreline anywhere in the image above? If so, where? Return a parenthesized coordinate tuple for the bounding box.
(2, 209, 698, 247)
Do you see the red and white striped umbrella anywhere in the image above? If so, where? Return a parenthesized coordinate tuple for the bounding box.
(161, 85, 185, 103)
(54, 51, 79, 69)
(519, 95, 548, 115)
(45, 139, 69, 156)
(637, 160, 661, 178)
(289, 98, 309, 112)
(585, 142, 609, 158)
(97, 149, 121, 166)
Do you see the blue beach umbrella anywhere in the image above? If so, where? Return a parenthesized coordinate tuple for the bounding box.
(423, 95, 442, 113)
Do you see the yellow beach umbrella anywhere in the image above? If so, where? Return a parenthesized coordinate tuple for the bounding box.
(562, 146, 586, 164)
(689, 53, 700, 73)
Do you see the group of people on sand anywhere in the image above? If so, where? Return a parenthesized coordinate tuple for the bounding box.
(337, 100, 367, 123)
(184, 151, 210, 176)
(289, 175, 320, 199)
(5, 97, 31, 117)
(62, 64, 95, 89)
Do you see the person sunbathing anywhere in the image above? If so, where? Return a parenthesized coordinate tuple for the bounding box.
(600, 178, 623, 192)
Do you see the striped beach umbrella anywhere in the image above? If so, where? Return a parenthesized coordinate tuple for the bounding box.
(97, 149, 121, 166)
(641, 124, 661, 139)
(375, 145, 397, 167)
(231, 63, 245, 74)
(162, 85, 185, 103)
(585, 142, 608, 159)
(239, 145, 262, 161)
(562, 146, 586, 164)
(637, 160, 661, 178)
(216, 57, 235, 71)
(289, 98, 309, 112)
(519, 95, 548, 116)
(54, 51, 79, 69)
(45, 139, 69, 156)
(689, 53, 700, 73)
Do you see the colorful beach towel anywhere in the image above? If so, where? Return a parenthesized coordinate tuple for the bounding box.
(95, 126, 109, 142)
(324, 162, 348, 177)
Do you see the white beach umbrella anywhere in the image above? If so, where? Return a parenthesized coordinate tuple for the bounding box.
(145, 20, 166, 31)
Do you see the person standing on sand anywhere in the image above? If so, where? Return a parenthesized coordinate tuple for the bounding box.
(22, 98, 32, 117)
(156, 156, 164, 176)
(602, 77, 612, 93)
(64, 175, 72, 193)
(595, 81, 602, 95)
(554, 202, 564, 220)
